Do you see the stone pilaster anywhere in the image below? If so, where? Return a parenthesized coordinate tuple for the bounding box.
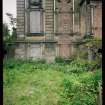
(17, 0, 25, 39)
(45, 0, 54, 40)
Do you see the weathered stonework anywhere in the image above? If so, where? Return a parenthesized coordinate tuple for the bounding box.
(15, 44, 26, 58)
(92, 1, 102, 38)
(15, 0, 102, 61)
(80, 0, 102, 38)
(17, 0, 25, 39)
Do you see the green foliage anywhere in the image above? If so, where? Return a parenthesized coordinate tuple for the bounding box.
(3, 59, 102, 105)
(3, 13, 17, 56)
(3, 23, 16, 58)
(55, 57, 73, 64)
(55, 57, 65, 63)
(3, 23, 10, 42)
(35, 58, 46, 64)
(75, 37, 102, 66)
(59, 70, 102, 105)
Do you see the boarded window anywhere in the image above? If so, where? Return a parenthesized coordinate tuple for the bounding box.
(29, 44, 41, 59)
(45, 44, 55, 56)
(59, 44, 70, 58)
(30, 11, 40, 33)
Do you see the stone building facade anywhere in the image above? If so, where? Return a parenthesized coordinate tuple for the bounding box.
(79, 0, 102, 38)
(78, 0, 102, 61)
(15, 0, 102, 61)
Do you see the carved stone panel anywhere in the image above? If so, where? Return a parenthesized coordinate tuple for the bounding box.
(56, 0, 73, 58)
(58, 13, 72, 33)
(56, 0, 73, 34)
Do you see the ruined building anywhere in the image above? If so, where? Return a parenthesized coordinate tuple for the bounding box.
(15, 0, 102, 61)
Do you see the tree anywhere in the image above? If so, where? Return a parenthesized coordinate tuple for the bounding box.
(6, 13, 16, 28)
(3, 13, 17, 59)
(3, 23, 10, 42)
(3, 23, 11, 58)
(6, 13, 17, 39)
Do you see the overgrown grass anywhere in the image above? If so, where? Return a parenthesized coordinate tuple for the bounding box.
(3, 59, 102, 105)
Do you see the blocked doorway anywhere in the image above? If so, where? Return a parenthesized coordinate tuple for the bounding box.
(59, 44, 71, 58)
(28, 44, 42, 59)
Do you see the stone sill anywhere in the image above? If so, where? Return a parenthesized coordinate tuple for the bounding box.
(6, 40, 57, 44)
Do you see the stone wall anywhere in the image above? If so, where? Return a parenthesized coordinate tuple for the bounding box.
(80, 0, 87, 36)
(80, 0, 102, 38)
(55, 0, 74, 58)
(16, 0, 75, 60)
(93, 2, 102, 38)
(44, 0, 54, 40)
(16, 0, 102, 61)
(15, 43, 26, 58)
(15, 42, 57, 62)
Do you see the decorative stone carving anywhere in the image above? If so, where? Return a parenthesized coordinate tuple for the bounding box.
(57, 0, 73, 34)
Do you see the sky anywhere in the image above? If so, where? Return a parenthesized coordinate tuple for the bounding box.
(3, 0, 16, 28)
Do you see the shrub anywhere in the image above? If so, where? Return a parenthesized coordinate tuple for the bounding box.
(55, 57, 73, 64)
(55, 57, 65, 63)
(4, 58, 102, 105)
(36, 58, 46, 64)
